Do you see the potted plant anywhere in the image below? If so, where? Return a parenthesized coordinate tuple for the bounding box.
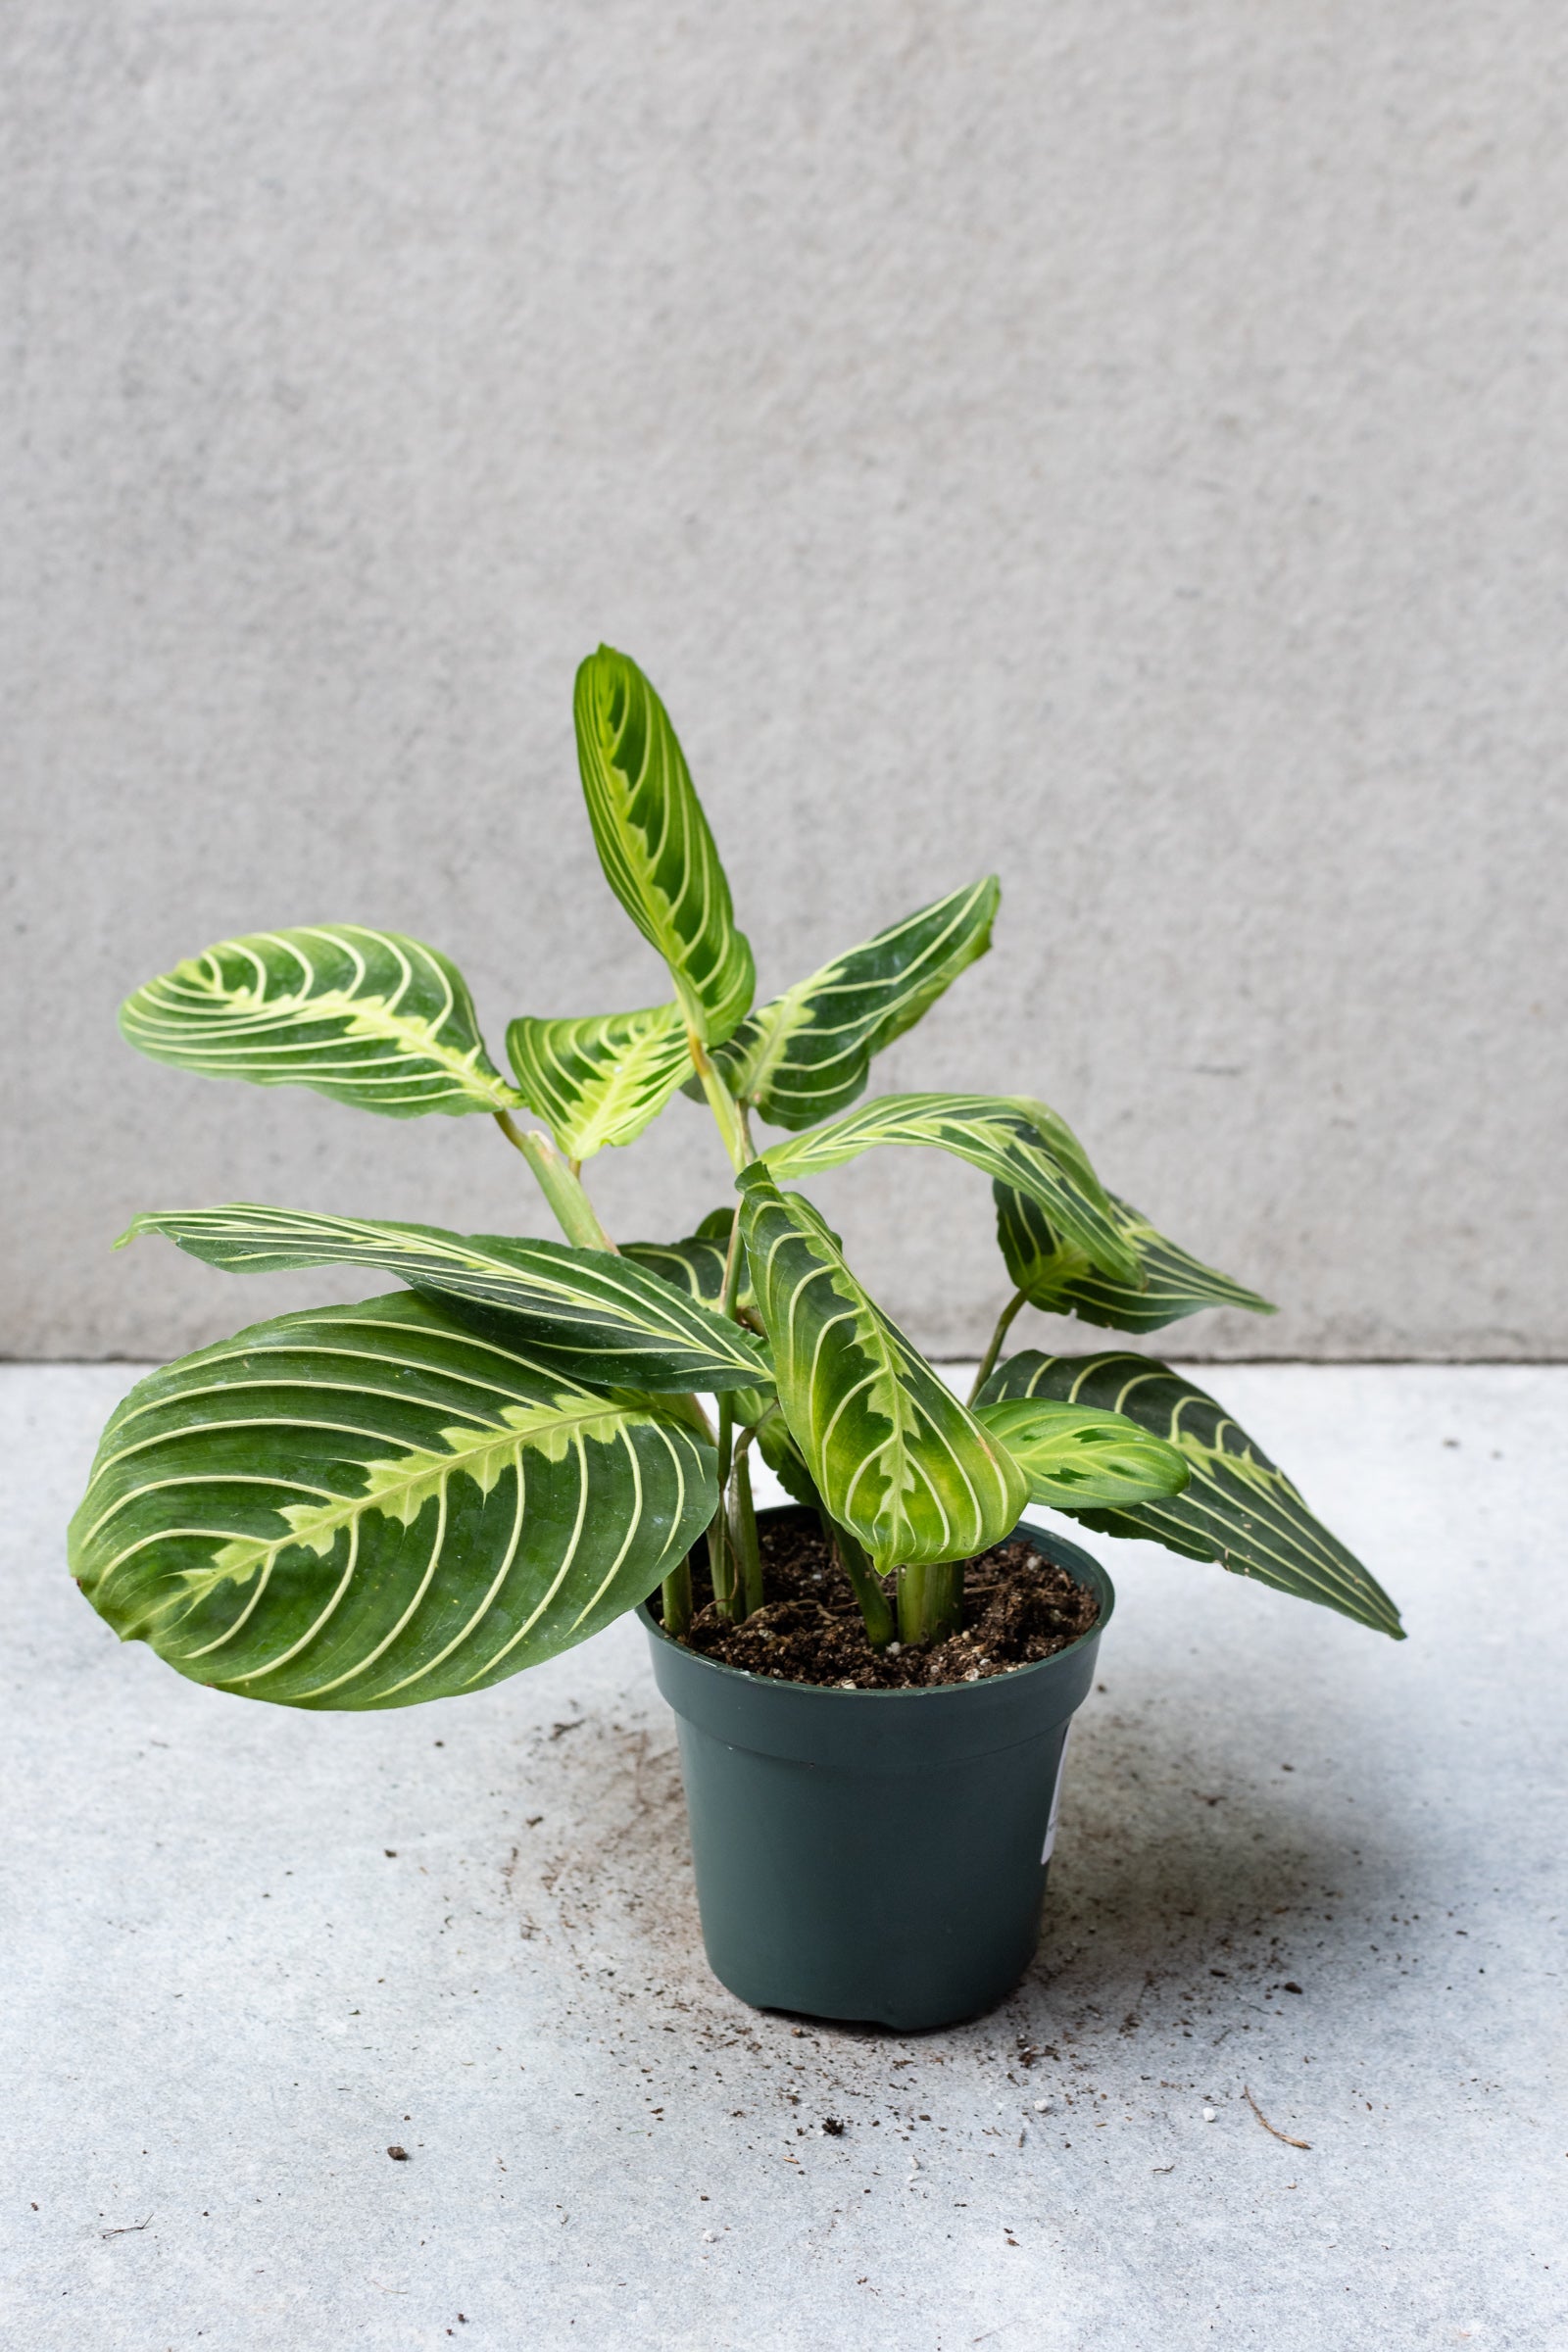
(70, 646, 1401, 2030)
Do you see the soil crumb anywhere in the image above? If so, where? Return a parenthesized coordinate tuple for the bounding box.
(656, 1508, 1098, 1689)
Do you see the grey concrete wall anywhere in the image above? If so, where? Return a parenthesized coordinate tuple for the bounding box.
(4, 4, 1564, 1363)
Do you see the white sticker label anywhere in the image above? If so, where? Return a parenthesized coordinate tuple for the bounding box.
(1040, 1724, 1074, 1864)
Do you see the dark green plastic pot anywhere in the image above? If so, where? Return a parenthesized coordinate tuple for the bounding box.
(640, 1507, 1112, 2032)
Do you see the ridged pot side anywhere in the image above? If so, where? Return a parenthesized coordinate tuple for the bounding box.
(642, 1513, 1113, 2031)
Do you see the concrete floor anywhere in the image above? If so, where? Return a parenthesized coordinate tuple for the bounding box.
(3, 1363, 1564, 2352)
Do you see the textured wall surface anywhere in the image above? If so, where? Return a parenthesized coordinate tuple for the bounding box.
(4, 4, 1564, 1361)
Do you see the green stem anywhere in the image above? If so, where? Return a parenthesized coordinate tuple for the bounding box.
(494, 1112, 617, 1252)
(714, 1394, 735, 1500)
(731, 1433, 763, 1617)
(710, 1394, 738, 1620)
(896, 1560, 964, 1646)
(719, 1204, 744, 1316)
(705, 1205, 765, 1621)
(831, 1521, 895, 1649)
(966, 1288, 1027, 1404)
(661, 1554, 693, 1641)
(687, 1033, 753, 1174)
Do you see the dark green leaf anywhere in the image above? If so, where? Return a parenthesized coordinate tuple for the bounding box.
(760, 1093, 1141, 1286)
(622, 1207, 760, 1314)
(738, 1166, 1026, 1571)
(121, 1203, 771, 1394)
(705, 878, 1000, 1128)
(70, 1294, 716, 1709)
(975, 1351, 1402, 1637)
(995, 1183, 1275, 1333)
(621, 1217, 731, 1306)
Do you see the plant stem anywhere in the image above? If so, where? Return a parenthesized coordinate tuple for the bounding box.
(731, 1433, 763, 1617)
(493, 1112, 617, 1252)
(687, 1033, 753, 1174)
(719, 1204, 744, 1315)
(713, 1392, 735, 1501)
(896, 1560, 964, 1646)
(710, 1394, 738, 1619)
(661, 1554, 693, 1640)
(701, 1205, 767, 1621)
(831, 1521, 895, 1649)
(966, 1288, 1026, 1403)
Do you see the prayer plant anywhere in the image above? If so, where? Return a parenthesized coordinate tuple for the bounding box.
(70, 649, 1402, 1709)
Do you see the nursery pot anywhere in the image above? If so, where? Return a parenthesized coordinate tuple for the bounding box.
(640, 1507, 1113, 2032)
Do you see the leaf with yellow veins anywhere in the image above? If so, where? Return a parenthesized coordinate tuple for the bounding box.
(69, 1294, 716, 1708)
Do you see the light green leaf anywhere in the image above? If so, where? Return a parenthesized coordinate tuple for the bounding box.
(760, 1093, 1141, 1287)
(975, 1350, 1402, 1638)
(974, 1396, 1190, 1507)
(703, 878, 1001, 1128)
(738, 1166, 1026, 1572)
(121, 1203, 771, 1395)
(120, 925, 520, 1118)
(506, 1002, 692, 1159)
(69, 1293, 717, 1710)
(574, 646, 755, 1045)
(995, 1183, 1275, 1333)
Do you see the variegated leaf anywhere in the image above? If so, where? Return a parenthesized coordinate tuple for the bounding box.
(974, 1396, 1190, 1507)
(737, 1166, 1026, 1572)
(120, 925, 519, 1117)
(574, 646, 755, 1046)
(703, 878, 1000, 1128)
(121, 1203, 771, 1394)
(976, 1350, 1403, 1637)
(506, 1002, 692, 1158)
(620, 1236, 725, 1305)
(622, 1207, 759, 1314)
(754, 1406, 825, 1510)
(760, 1093, 1141, 1287)
(69, 1293, 716, 1710)
(995, 1182, 1275, 1333)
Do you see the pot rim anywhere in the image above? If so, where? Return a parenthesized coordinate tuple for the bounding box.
(638, 1509, 1114, 1704)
